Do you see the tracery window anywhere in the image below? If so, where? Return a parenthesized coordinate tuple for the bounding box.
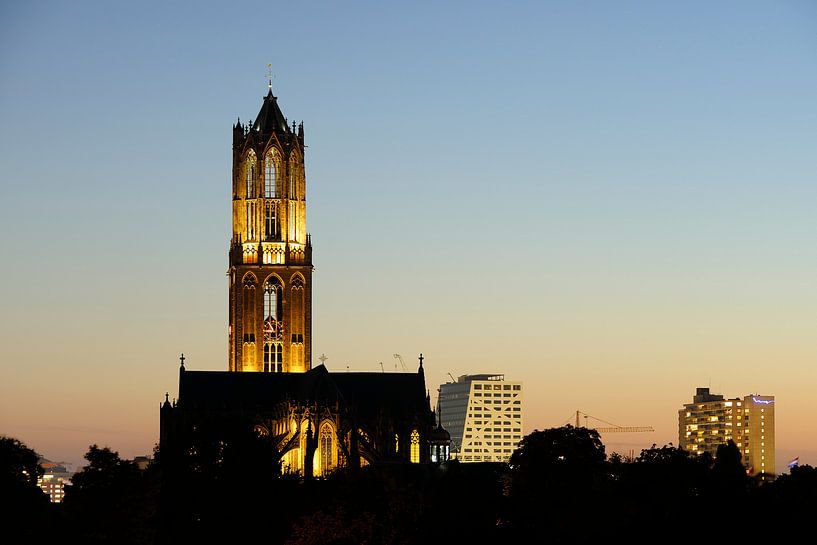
(410, 429, 420, 463)
(320, 424, 334, 475)
(263, 277, 283, 372)
(265, 150, 277, 198)
(290, 276, 304, 344)
(264, 278, 281, 322)
(264, 342, 282, 373)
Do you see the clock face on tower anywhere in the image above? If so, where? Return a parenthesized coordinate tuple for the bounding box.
(264, 318, 284, 340)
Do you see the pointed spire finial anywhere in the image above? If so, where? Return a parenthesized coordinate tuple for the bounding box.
(419, 353, 424, 367)
(266, 63, 274, 92)
(179, 353, 185, 369)
(437, 393, 443, 427)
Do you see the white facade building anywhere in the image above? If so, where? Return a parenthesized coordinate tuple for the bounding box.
(438, 374, 523, 462)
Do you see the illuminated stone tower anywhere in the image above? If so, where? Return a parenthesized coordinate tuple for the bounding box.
(228, 87, 312, 372)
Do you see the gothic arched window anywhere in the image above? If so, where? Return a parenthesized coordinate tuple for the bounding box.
(265, 150, 278, 198)
(290, 276, 304, 344)
(242, 274, 257, 337)
(320, 423, 334, 475)
(245, 150, 257, 198)
(410, 429, 420, 463)
(263, 342, 282, 373)
(263, 277, 283, 372)
(263, 277, 282, 322)
(242, 274, 257, 370)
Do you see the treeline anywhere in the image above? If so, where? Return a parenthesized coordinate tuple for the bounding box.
(3, 427, 816, 544)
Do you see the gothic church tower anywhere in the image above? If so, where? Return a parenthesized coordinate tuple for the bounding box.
(228, 87, 312, 373)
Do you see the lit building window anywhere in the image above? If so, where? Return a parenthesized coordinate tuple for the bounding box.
(265, 150, 278, 198)
(263, 342, 282, 373)
(263, 278, 283, 372)
(320, 424, 333, 475)
(410, 429, 420, 463)
(264, 278, 280, 321)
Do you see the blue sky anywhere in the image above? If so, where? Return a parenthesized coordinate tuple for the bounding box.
(1, 1, 816, 472)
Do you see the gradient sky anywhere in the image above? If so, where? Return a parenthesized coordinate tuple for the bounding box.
(1, 1, 816, 474)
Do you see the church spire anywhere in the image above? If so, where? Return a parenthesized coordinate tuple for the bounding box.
(252, 88, 289, 134)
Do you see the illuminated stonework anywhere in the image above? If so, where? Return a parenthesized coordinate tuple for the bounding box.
(228, 90, 312, 373)
(159, 85, 445, 477)
(678, 387, 776, 479)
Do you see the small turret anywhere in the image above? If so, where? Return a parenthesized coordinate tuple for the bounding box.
(233, 118, 245, 146)
(428, 399, 451, 463)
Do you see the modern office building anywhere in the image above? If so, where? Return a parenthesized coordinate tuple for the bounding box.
(678, 387, 775, 479)
(438, 374, 523, 462)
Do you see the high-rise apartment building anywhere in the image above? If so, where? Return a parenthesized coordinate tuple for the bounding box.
(678, 387, 775, 478)
(438, 374, 523, 462)
(37, 461, 71, 503)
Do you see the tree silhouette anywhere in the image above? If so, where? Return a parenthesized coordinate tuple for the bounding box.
(713, 440, 747, 494)
(507, 426, 610, 539)
(63, 445, 157, 545)
(0, 436, 51, 544)
(612, 444, 713, 535)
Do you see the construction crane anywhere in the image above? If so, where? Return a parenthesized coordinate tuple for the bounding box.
(572, 410, 654, 434)
(447, 373, 456, 383)
(392, 353, 408, 372)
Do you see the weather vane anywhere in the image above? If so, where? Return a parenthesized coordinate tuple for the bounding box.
(266, 63, 274, 90)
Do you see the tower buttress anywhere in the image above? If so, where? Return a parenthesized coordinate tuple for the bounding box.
(228, 87, 313, 373)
